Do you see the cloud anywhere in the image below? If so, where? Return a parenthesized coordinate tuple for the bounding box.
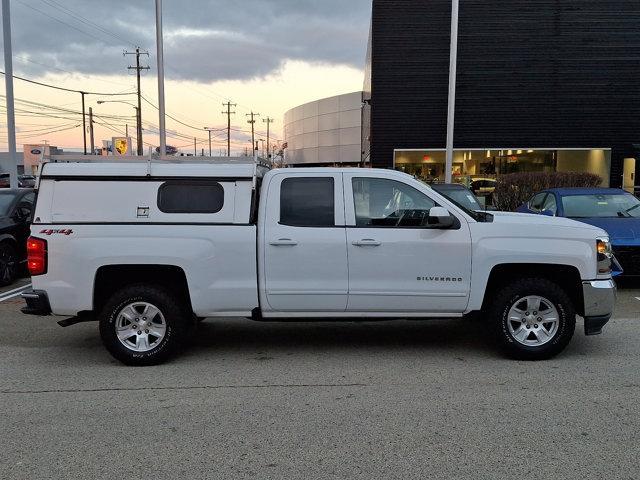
(3, 0, 371, 82)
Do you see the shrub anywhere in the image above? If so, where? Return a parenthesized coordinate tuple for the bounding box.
(494, 172, 602, 212)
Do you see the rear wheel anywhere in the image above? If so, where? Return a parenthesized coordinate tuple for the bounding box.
(489, 278, 576, 360)
(0, 243, 17, 286)
(99, 285, 191, 366)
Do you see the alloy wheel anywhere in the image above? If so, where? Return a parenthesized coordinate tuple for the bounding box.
(115, 302, 167, 352)
(507, 295, 560, 347)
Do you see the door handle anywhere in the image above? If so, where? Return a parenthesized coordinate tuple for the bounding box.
(270, 238, 298, 246)
(352, 239, 382, 247)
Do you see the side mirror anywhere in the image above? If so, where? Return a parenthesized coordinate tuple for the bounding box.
(428, 206, 455, 228)
(14, 203, 31, 221)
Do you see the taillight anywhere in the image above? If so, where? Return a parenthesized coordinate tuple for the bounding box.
(27, 237, 47, 276)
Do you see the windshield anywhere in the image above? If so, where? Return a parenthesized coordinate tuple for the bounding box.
(438, 188, 482, 211)
(562, 193, 640, 218)
(419, 181, 482, 221)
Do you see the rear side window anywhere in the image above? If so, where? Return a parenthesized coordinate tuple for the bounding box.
(280, 177, 335, 227)
(157, 181, 224, 214)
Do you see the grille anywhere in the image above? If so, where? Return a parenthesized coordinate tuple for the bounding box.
(613, 246, 640, 275)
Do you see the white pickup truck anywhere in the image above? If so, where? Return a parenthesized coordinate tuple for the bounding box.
(22, 160, 616, 365)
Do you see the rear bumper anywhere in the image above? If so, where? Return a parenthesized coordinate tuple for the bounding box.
(20, 290, 52, 316)
(582, 280, 616, 336)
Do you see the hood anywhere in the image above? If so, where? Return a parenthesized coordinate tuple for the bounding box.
(567, 217, 640, 245)
(488, 211, 606, 236)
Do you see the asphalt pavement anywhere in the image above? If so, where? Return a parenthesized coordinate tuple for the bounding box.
(0, 282, 638, 480)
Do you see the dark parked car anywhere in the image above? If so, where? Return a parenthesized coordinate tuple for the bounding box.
(0, 189, 36, 285)
(0, 174, 37, 188)
(517, 188, 640, 276)
(431, 183, 494, 211)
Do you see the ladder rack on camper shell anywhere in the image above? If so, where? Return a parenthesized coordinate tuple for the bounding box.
(36, 156, 272, 189)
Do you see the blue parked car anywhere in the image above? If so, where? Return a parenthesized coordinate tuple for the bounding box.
(517, 188, 640, 276)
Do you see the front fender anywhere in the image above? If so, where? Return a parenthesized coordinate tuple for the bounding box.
(468, 234, 596, 311)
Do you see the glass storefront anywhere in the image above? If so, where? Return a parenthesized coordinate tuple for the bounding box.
(394, 148, 611, 187)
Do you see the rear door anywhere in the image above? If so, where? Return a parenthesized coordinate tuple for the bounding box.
(261, 172, 348, 312)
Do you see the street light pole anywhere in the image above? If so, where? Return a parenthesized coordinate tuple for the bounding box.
(445, 0, 460, 184)
(2, 0, 18, 188)
(155, 0, 167, 157)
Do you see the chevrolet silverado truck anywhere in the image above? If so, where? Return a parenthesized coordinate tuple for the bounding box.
(21, 160, 616, 365)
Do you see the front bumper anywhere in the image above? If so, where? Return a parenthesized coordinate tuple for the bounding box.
(21, 290, 52, 316)
(582, 279, 616, 336)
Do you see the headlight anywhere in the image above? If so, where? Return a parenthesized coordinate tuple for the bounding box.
(596, 237, 613, 274)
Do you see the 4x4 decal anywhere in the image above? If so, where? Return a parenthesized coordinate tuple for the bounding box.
(39, 229, 74, 236)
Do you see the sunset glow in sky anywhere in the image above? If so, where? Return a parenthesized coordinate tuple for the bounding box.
(0, 0, 371, 155)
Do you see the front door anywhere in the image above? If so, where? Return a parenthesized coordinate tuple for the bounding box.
(344, 174, 472, 313)
(262, 172, 348, 312)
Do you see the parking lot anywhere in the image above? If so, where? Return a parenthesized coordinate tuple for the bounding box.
(0, 281, 638, 479)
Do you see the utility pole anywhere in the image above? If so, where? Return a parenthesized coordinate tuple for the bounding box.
(259, 139, 266, 159)
(1, 0, 17, 188)
(222, 101, 236, 157)
(204, 127, 216, 156)
(89, 107, 95, 154)
(80, 92, 87, 155)
(125, 47, 149, 156)
(194, 137, 197, 157)
(263, 117, 274, 159)
(246, 111, 260, 157)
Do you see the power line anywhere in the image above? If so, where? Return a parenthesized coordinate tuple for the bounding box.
(38, 0, 139, 48)
(13, 55, 136, 90)
(14, 0, 122, 47)
(15, 123, 81, 140)
(0, 71, 136, 96)
(141, 95, 225, 133)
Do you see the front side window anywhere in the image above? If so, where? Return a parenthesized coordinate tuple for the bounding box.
(542, 194, 557, 215)
(157, 181, 224, 214)
(529, 193, 548, 212)
(280, 177, 335, 227)
(353, 178, 436, 227)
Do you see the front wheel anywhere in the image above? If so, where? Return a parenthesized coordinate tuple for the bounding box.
(489, 278, 576, 360)
(99, 285, 191, 366)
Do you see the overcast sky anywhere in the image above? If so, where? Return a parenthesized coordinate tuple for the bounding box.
(5, 0, 371, 82)
(1, 0, 372, 153)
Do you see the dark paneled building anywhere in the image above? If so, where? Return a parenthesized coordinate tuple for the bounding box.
(363, 0, 640, 189)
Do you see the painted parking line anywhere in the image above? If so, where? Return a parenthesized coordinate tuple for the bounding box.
(0, 284, 32, 303)
(636, 297, 640, 302)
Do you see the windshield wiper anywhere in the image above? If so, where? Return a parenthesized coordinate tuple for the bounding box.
(625, 203, 640, 215)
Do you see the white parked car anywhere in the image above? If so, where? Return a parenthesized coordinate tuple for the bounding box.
(22, 160, 616, 365)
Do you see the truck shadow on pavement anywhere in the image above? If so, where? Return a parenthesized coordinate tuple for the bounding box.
(186, 317, 500, 359)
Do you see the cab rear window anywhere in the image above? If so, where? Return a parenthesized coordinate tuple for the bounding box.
(157, 181, 224, 214)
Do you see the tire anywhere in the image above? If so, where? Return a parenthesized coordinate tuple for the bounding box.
(0, 242, 17, 287)
(99, 284, 191, 366)
(489, 278, 576, 360)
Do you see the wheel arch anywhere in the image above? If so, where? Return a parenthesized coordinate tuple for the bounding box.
(480, 263, 584, 316)
(93, 264, 193, 315)
(0, 233, 18, 247)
